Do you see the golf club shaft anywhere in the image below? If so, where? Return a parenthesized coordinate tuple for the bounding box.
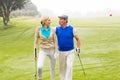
(35, 48, 37, 80)
(78, 54, 86, 75)
(35, 60, 37, 80)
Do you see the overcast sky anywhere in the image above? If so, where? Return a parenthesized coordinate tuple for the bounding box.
(31, 0, 120, 17)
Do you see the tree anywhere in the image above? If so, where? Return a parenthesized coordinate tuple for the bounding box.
(0, 6, 2, 17)
(0, 0, 30, 25)
(10, 2, 40, 18)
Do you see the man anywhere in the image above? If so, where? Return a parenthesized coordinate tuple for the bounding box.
(55, 15, 80, 80)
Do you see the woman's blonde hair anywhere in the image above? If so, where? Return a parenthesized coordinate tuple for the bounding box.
(40, 16, 49, 26)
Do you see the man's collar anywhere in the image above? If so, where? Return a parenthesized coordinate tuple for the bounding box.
(60, 24, 69, 28)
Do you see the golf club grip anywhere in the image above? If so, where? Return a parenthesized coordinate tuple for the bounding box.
(35, 48, 37, 57)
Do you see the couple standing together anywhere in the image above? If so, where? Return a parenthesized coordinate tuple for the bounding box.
(34, 15, 80, 80)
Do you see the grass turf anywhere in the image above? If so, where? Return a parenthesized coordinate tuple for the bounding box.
(0, 16, 120, 80)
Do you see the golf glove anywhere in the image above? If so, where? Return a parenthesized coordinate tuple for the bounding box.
(76, 48, 80, 54)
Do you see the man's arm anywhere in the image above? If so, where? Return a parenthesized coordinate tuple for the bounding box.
(74, 34, 80, 48)
(73, 27, 81, 53)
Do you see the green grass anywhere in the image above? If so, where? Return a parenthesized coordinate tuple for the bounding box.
(0, 16, 120, 80)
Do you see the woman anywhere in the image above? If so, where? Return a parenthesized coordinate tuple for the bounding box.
(34, 16, 57, 80)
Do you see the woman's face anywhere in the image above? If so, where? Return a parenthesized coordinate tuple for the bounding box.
(44, 18, 51, 26)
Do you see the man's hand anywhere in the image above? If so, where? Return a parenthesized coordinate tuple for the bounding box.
(76, 48, 80, 54)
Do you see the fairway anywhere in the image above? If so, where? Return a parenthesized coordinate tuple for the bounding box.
(0, 17, 120, 80)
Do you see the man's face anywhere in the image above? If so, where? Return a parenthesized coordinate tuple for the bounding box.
(59, 18, 66, 26)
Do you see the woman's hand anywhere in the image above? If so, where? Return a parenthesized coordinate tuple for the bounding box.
(54, 52, 59, 59)
(34, 56, 38, 61)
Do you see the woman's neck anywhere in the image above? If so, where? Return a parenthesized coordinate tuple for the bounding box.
(44, 25, 49, 29)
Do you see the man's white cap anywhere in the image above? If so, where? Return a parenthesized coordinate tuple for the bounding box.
(58, 15, 68, 20)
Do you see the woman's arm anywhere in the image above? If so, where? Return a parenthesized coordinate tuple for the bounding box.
(34, 27, 39, 60)
(53, 28, 58, 53)
(53, 28, 59, 59)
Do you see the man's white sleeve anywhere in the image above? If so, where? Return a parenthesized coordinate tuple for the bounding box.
(73, 27, 77, 36)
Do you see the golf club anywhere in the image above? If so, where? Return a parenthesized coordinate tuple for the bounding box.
(77, 54, 86, 76)
(34, 48, 37, 80)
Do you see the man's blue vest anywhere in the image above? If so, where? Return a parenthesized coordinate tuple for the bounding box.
(56, 25, 74, 51)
